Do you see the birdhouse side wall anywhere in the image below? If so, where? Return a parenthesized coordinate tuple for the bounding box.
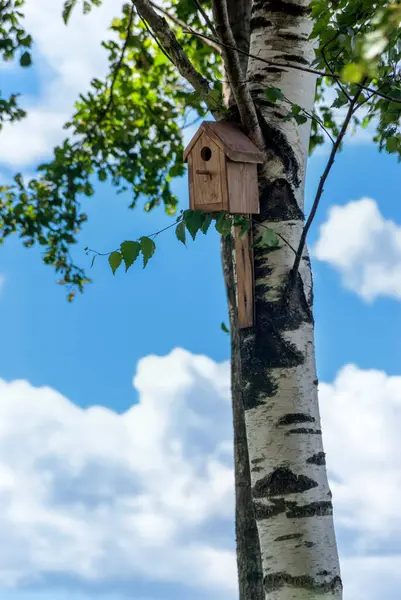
(188, 133, 228, 213)
(227, 161, 260, 214)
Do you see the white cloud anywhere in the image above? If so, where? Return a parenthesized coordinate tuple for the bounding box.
(313, 197, 401, 301)
(0, 348, 235, 595)
(320, 364, 401, 546)
(0, 0, 121, 168)
(0, 274, 5, 294)
(1, 350, 401, 599)
(319, 364, 401, 599)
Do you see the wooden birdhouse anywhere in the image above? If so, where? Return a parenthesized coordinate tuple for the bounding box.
(184, 122, 265, 331)
(183, 121, 264, 214)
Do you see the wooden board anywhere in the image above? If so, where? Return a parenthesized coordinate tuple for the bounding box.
(227, 161, 260, 214)
(234, 225, 254, 328)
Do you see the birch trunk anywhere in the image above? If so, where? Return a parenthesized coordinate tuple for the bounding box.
(229, 1, 343, 598)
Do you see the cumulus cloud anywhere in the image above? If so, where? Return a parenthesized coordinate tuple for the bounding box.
(0, 348, 235, 595)
(0, 0, 121, 168)
(1, 349, 401, 599)
(313, 197, 401, 301)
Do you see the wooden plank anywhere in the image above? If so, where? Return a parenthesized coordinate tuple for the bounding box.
(235, 225, 254, 328)
(191, 133, 224, 211)
(227, 161, 260, 214)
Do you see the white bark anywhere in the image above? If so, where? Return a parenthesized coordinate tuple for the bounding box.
(238, 1, 342, 598)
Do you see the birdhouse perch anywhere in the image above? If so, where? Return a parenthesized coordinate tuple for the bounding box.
(184, 122, 265, 330)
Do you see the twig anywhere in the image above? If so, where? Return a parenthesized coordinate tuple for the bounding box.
(321, 34, 352, 103)
(252, 219, 297, 255)
(192, 0, 217, 36)
(129, 0, 221, 117)
(289, 87, 364, 291)
(212, 0, 262, 148)
(149, 1, 221, 53)
(184, 29, 401, 105)
(96, 6, 135, 124)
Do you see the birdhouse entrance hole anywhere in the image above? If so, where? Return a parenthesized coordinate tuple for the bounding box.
(200, 146, 212, 161)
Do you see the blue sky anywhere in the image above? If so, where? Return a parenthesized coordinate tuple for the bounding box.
(1, 2, 401, 600)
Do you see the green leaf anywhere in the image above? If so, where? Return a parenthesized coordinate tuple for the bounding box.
(331, 92, 349, 109)
(62, 0, 76, 24)
(184, 210, 204, 240)
(109, 251, 123, 275)
(140, 236, 156, 267)
(201, 213, 213, 234)
(221, 321, 230, 334)
(120, 240, 141, 271)
(264, 87, 285, 104)
(175, 220, 186, 245)
(98, 169, 107, 182)
(215, 213, 232, 237)
(342, 63, 364, 84)
(294, 114, 308, 125)
(261, 228, 280, 248)
(20, 52, 31, 67)
(386, 136, 399, 153)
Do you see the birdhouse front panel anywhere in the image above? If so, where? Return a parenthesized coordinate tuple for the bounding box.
(187, 132, 228, 213)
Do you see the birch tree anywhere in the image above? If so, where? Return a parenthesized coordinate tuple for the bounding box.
(2, 1, 401, 599)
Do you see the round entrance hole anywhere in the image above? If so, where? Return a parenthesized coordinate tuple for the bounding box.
(200, 146, 212, 161)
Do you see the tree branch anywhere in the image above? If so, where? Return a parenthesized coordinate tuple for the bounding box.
(212, 0, 263, 148)
(184, 29, 401, 105)
(288, 87, 364, 292)
(129, 0, 222, 117)
(96, 6, 135, 124)
(149, 1, 221, 54)
(192, 0, 217, 36)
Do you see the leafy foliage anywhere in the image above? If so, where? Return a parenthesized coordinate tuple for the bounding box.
(2, 0, 401, 291)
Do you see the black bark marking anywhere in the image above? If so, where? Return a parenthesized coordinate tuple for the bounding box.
(275, 533, 303, 542)
(254, 498, 286, 520)
(286, 428, 322, 435)
(286, 500, 333, 519)
(260, 1, 312, 18)
(264, 573, 342, 594)
(277, 413, 315, 426)
(251, 457, 264, 465)
(277, 53, 309, 65)
(252, 467, 318, 498)
(279, 33, 308, 42)
(250, 16, 273, 30)
(255, 110, 301, 189)
(252, 466, 263, 473)
(313, 378, 319, 386)
(306, 452, 326, 466)
(258, 178, 304, 222)
(303, 541, 315, 548)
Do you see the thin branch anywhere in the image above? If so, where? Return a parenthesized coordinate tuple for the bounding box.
(289, 87, 364, 291)
(184, 29, 401, 105)
(86, 217, 183, 260)
(212, 0, 263, 149)
(192, 0, 217, 36)
(129, 0, 222, 117)
(96, 6, 135, 124)
(252, 219, 297, 255)
(149, 1, 221, 53)
(321, 34, 352, 103)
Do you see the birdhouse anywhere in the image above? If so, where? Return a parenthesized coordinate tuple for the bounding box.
(183, 121, 264, 214)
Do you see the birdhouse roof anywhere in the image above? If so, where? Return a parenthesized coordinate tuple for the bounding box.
(183, 121, 265, 164)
